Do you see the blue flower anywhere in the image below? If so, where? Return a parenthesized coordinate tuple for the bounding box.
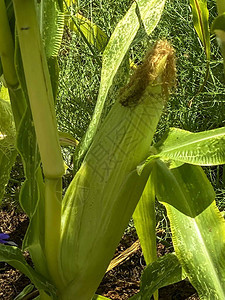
(0, 233, 10, 244)
(0, 233, 17, 246)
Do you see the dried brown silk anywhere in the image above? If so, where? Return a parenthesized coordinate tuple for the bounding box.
(120, 40, 176, 107)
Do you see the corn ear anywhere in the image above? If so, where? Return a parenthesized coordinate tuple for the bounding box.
(59, 41, 176, 299)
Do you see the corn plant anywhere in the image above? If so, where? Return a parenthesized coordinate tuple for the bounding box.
(1, 0, 225, 300)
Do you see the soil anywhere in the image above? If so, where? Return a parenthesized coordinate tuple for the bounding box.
(0, 208, 199, 300)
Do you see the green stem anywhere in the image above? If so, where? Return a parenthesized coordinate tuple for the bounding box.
(45, 178, 63, 289)
(8, 88, 26, 129)
(0, 1, 26, 129)
(0, 0, 18, 87)
(0, 0, 18, 88)
(13, 0, 65, 291)
(13, 0, 64, 178)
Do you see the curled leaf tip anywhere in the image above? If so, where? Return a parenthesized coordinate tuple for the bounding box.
(120, 40, 176, 107)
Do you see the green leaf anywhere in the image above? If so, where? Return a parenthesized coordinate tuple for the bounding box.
(0, 57, 2, 76)
(14, 284, 34, 300)
(68, 12, 108, 52)
(59, 131, 78, 147)
(92, 295, 111, 300)
(0, 85, 10, 101)
(148, 127, 225, 168)
(188, 0, 210, 102)
(0, 96, 17, 204)
(166, 203, 225, 299)
(211, 13, 225, 67)
(0, 244, 57, 298)
(133, 174, 158, 299)
(36, 0, 64, 101)
(73, 0, 166, 170)
(154, 161, 225, 299)
(36, 0, 64, 59)
(133, 172, 157, 266)
(130, 253, 185, 300)
(189, 0, 210, 60)
(0, 97, 15, 138)
(0, 149, 17, 204)
(212, 13, 225, 39)
(17, 108, 48, 279)
(136, 0, 166, 36)
(14, 24, 49, 280)
(17, 108, 40, 216)
(154, 160, 215, 217)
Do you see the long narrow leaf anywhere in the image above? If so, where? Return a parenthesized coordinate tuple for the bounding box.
(36, 0, 64, 59)
(133, 172, 158, 299)
(141, 127, 225, 171)
(0, 58, 3, 76)
(36, 0, 64, 100)
(190, 0, 210, 60)
(14, 284, 34, 300)
(133, 172, 157, 266)
(212, 13, 225, 72)
(68, 12, 108, 52)
(17, 108, 49, 279)
(154, 160, 215, 217)
(155, 161, 225, 299)
(92, 295, 111, 300)
(130, 253, 185, 300)
(0, 95, 17, 203)
(0, 244, 57, 298)
(157, 127, 225, 165)
(0, 150, 17, 203)
(189, 0, 210, 103)
(166, 202, 225, 299)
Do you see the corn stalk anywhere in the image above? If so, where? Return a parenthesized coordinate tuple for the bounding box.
(13, 0, 65, 291)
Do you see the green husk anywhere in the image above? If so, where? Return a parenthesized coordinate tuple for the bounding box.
(59, 41, 176, 299)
